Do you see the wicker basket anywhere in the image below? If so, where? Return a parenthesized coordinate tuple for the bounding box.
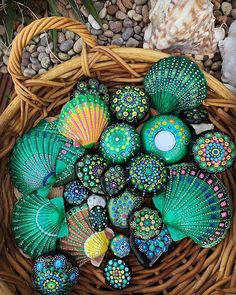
(0, 17, 236, 295)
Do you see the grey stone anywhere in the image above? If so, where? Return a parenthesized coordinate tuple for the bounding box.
(115, 11, 127, 20)
(123, 18, 133, 28)
(97, 40, 106, 45)
(31, 52, 39, 58)
(3, 55, 9, 65)
(104, 30, 114, 37)
(51, 57, 60, 64)
(107, 4, 119, 15)
(40, 33, 48, 46)
(211, 61, 222, 71)
(126, 37, 139, 47)
(94, 1, 104, 12)
(134, 25, 141, 34)
(122, 0, 132, 9)
(103, 23, 109, 30)
(23, 68, 36, 77)
(127, 9, 135, 19)
(133, 13, 143, 22)
(67, 49, 75, 56)
(99, 7, 107, 19)
(23, 51, 31, 59)
(111, 37, 123, 46)
(59, 40, 74, 52)
(134, 34, 142, 41)
(214, 10, 223, 18)
(21, 58, 29, 67)
(30, 56, 39, 64)
(91, 28, 103, 36)
(3, 48, 11, 56)
(135, 5, 142, 14)
(122, 27, 134, 40)
(32, 63, 42, 72)
(0, 66, 8, 74)
(58, 32, 66, 43)
(117, 0, 127, 13)
(88, 14, 101, 30)
(142, 5, 149, 23)
(0, 25, 5, 35)
(109, 21, 122, 33)
(28, 44, 37, 53)
(41, 56, 51, 68)
(73, 38, 82, 53)
(81, 5, 89, 17)
(37, 46, 46, 53)
(65, 31, 75, 40)
(204, 59, 213, 67)
(58, 52, 71, 61)
(233, 0, 236, 9)
(38, 68, 47, 75)
(135, 0, 148, 4)
(231, 8, 236, 19)
(99, 35, 108, 41)
(221, 2, 232, 16)
(106, 15, 113, 21)
(38, 52, 48, 62)
(28, 63, 33, 69)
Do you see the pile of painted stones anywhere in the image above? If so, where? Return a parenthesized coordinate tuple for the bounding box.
(10, 56, 235, 294)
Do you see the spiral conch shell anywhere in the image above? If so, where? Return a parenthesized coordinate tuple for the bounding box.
(144, 0, 217, 59)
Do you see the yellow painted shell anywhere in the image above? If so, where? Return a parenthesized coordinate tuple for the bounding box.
(84, 232, 110, 259)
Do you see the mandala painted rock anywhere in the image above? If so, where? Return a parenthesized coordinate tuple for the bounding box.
(128, 154, 168, 196)
(110, 86, 150, 123)
(100, 123, 140, 164)
(104, 258, 132, 290)
(108, 189, 142, 229)
(130, 225, 172, 268)
(141, 115, 191, 164)
(32, 254, 79, 295)
(180, 106, 208, 124)
(192, 131, 236, 173)
(110, 234, 131, 258)
(73, 78, 110, 105)
(101, 165, 126, 197)
(89, 206, 108, 232)
(64, 180, 89, 205)
(87, 194, 106, 210)
(76, 154, 108, 194)
(129, 207, 162, 240)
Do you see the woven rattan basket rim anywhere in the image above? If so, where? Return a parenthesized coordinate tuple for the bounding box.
(0, 16, 236, 295)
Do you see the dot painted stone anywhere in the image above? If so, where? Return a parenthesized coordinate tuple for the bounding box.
(110, 234, 130, 258)
(141, 115, 191, 164)
(101, 165, 126, 197)
(104, 258, 132, 290)
(100, 123, 140, 164)
(129, 207, 162, 240)
(192, 131, 236, 173)
(180, 105, 208, 124)
(64, 180, 89, 205)
(32, 254, 79, 295)
(128, 154, 168, 196)
(130, 225, 172, 268)
(76, 154, 108, 195)
(110, 86, 150, 123)
(89, 206, 108, 232)
(73, 78, 110, 104)
(107, 189, 142, 229)
(87, 194, 106, 210)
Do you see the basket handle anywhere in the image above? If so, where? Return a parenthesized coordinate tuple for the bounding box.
(8, 16, 97, 81)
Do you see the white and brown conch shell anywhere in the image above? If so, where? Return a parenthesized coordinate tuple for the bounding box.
(144, 0, 217, 59)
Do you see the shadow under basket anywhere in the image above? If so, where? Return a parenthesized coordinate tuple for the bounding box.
(0, 16, 236, 295)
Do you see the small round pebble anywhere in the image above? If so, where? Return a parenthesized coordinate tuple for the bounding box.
(104, 259, 132, 290)
(64, 180, 89, 205)
(110, 234, 131, 258)
(89, 206, 108, 232)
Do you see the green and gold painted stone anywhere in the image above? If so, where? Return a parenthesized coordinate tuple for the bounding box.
(141, 115, 191, 164)
(104, 258, 132, 290)
(128, 154, 168, 196)
(180, 105, 208, 124)
(100, 123, 140, 164)
(129, 207, 162, 240)
(110, 86, 150, 123)
(192, 131, 236, 173)
(75, 154, 108, 195)
(101, 165, 126, 197)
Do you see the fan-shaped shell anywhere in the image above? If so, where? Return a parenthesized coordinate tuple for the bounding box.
(59, 204, 112, 267)
(12, 192, 68, 258)
(153, 163, 232, 248)
(58, 93, 110, 148)
(144, 56, 207, 114)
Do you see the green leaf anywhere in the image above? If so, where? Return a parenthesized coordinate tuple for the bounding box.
(4, 0, 16, 46)
(68, 0, 85, 23)
(81, 0, 103, 27)
(47, 0, 60, 54)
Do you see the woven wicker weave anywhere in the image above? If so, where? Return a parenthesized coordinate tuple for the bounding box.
(0, 17, 236, 295)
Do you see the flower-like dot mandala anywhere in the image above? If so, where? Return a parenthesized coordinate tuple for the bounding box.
(110, 234, 131, 258)
(64, 180, 89, 205)
(76, 154, 108, 195)
(89, 206, 108, 232)
(130, 208, 162, 240)
(100, 123, 140, 164)
(128, 154, 168, 195)
(102, 165, 126, 197)
(110, 86, 150, 123)
(192, 132, 236, 173)
(104, 259, 132, 290)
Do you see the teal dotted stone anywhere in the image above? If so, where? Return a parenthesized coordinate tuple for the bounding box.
(89, 206, 108, 232)
(101, 165, 126, 197)
(104, 258, 132, 290)
(110, 86, 150, 123)
(100, 123, 140, 164)
(110, 234, 130, 258)
(180, 106, 208, 124)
